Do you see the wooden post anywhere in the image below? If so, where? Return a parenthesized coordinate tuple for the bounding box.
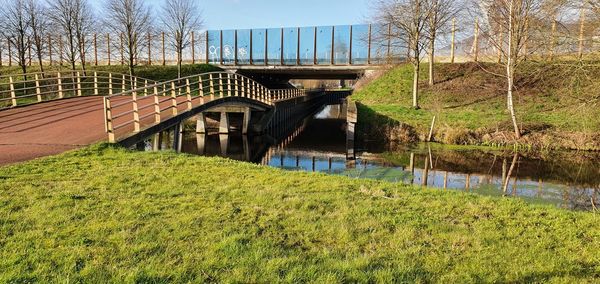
(162, 32, 166, 65)
(35, 74, 42, 102)
(198, 75, 205, 104)
(122, 74, 126, 93)
(57, 72, 63, 98)
(148, 32, 152, 65)
(205, 30, 209, 63)
(76, 72, 82, 96)
(107, 34, 111, 65)
(171, 82, 178, 116)
(105, 97, 115, 142)
(48, 35, 53, 66)
(186, 78, 192, 110)
(473, 18, 479, 62)
(144, 80, 148, 96)
(133, 92, 140, 132)
(191, 31, 195, 64)
(8, 40, 12, 66)
(234, 74, 239, 96)
(94, 72, 99, 96)
(58, 36, 63, 66)
(428, 116, 436, 142)
(450, 18, 456, 63)
(578, 8, 586, 59)
(218, 73, 223, 98)
(94, 33, 98, 65)
(28, 42, 32, 66)
(120, 32, 124, 65)
(9, 77, 16, 107)
(209, 73, 215, 100)
(227, 73, 232, 96)
(108, 73, 113, 95)
(153, 85, 161, 123)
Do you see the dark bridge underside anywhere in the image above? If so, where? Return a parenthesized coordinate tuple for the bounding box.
(222, 66, 374, 87)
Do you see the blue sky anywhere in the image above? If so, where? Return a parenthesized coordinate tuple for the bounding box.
(119, 0, 372, 30)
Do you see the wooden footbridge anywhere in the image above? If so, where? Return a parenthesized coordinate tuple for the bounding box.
(0, 70, 345, 165)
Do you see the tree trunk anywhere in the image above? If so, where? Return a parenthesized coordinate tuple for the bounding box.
(428, 35, 435, 86)
(506, 0, 521, 139)
(412, 61, 420, 109)
(177, 48, 182, 79)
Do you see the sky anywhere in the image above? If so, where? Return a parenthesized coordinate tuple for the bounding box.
(138, 0, 372, 30)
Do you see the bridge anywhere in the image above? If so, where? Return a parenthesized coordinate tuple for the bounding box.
(0, 24, 389, 165)
(0, 69, 350, 165)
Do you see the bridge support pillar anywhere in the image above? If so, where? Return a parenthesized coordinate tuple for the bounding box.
(219, 112, 230, 134)
(242, 107, 251, 135)
(196, 114, 207, 134)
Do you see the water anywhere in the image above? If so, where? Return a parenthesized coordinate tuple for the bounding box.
(139, 104, 600, 211)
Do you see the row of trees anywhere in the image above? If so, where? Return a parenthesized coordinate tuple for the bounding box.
(373, 0, 600, 138)
(0, 0, 203, 77)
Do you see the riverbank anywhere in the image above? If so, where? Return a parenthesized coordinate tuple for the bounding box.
(0, 144, 598, 282)
(353, 62, 600, 151)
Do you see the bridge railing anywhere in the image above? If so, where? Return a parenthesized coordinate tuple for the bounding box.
(104, 71, 308, 142)
(0, 71, 158, 109)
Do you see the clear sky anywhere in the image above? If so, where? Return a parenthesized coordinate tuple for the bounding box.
(140, 0, 372, 30)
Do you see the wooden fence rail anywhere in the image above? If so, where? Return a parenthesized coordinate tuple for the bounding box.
(104, 71, 307, 142)
(0, 71, 158, 109)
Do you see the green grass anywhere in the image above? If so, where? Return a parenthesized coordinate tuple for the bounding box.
(353, 62, 600, 135)
(1, 144, 599, 282)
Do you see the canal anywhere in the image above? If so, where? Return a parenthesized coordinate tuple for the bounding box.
(137, 103, 600, 211)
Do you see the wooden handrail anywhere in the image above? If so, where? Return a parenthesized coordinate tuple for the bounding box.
(103, 71, 311, 143)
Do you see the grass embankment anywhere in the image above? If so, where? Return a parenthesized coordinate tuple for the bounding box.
(353, 62, 600, 150)
(1, 145, 598, 282)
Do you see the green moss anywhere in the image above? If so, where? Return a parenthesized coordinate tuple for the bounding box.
(0, 145, 598, 282)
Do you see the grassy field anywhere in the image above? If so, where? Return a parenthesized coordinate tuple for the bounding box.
(353, 62, 600, 149)
(0, 144, 598, 282)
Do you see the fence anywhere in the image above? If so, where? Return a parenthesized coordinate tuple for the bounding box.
(0, 71, 158, 109)
(103, 71, 306, 142)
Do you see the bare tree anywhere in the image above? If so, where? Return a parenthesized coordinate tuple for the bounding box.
(74, 0, 94, 74)
(47, 0, 93, 71)
(26, 0, 48, 74)
(476, 0, 545, 138)
(104, 0, 152, 77)
(374, 0, 432, 109)
(425, 0, 461, 85)
(0, 0, 31, 76)
(161, 0, 203, 78)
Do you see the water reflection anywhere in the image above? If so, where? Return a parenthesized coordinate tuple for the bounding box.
(138, 104, 600, 211)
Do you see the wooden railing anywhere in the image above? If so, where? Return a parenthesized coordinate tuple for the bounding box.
(104, 71, 307, 142)
(0, 71, 158, 109)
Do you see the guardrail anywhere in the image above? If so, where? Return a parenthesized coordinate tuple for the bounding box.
(104, 71, 307, 142)
(0, 71, 158, 109)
